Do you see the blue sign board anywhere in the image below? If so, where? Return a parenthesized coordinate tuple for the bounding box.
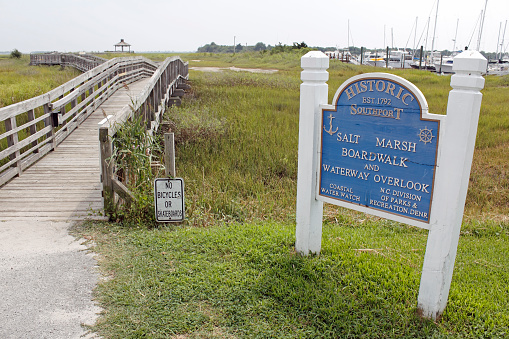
(318, 74, 440, 223)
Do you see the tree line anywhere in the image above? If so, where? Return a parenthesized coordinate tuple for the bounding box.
(197, 42, 323, 54)
(196, 42, 504, 61)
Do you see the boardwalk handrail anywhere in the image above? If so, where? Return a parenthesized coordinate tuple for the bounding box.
(0, 56, 159, 186)
(30, 52, 107, 72)
(98, 56, 189, 212)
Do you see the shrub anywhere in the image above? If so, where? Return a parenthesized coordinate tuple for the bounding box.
(10, 49, 22, 59)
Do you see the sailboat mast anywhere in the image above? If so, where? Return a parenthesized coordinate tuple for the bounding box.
(391, 28, 394, 49)
(347, 19, 350, 50)
(452, 19, 459, 52)
(477, 0, 488, 51)
(500, 20, 507, 60)
(384, 25, 386, 49)
(430, 0, 439, 54)
(425, 17, 430, 56)
(496, 22, 502, 57)
(414, 17, 418, 54)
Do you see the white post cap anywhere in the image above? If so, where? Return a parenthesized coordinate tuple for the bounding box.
(452, 50, 487, 74)
(301, 51, 329, 83)
(451, 51, 487, 91)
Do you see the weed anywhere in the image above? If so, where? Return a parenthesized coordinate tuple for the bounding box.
(109, 112, 164, 225)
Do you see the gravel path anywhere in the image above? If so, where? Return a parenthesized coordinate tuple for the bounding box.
(0, 221, 100, 338)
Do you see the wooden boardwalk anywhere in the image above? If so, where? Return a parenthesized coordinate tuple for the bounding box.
(0, 78, 151, 222)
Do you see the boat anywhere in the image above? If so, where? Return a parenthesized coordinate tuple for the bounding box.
(386, 50, 414, 69)
(325, 49, 360, 65)
(410, 61, 436, 71)
(487, 58, 509, 75)
(363, 51, 386, 67)
(363, 49, 413, 69)
(434, 56, 454, 74)
(433, 51, 460, 74)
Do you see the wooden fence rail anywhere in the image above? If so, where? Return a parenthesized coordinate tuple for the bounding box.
(0, 56, 160, 186)
(98, 56, 189, 212)
(30, 53, 107, 72)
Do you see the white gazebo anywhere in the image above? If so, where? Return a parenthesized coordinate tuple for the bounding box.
(114, 39, 131, 53)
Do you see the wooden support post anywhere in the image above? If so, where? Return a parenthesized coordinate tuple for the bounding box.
(59, 105, 66, 128)
(43, 103, 55, 150)
(5, 117, 21, 174)
(295, 51, 328, 255)
(99, 127, 114, 213)
(80, 92, 87, 122)
(386, 46, 389, 68)
(27, 109, 38, 151)
(419, 46, 423, 70)
(169, 97, 181, 107)
(417, 50, 487, 319)
(173, 89, 185, 97)
(164, 133, 176, 177)
(147, 93, 154, 129)
(177, 83, 191, 90)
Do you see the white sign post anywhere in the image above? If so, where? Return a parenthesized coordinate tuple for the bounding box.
(417, 51, 487, 319)
(295, 51, 328, 255)
(295, 50, 487, 319)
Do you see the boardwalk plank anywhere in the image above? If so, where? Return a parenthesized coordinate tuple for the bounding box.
(0, 77, 152, 222)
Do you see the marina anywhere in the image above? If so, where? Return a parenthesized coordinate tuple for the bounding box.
(324, 0, 508, 75)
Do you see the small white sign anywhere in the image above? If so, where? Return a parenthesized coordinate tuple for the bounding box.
(154, 178, 185, 222)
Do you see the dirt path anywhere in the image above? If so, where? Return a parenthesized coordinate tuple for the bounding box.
(190, 66, 278, 74)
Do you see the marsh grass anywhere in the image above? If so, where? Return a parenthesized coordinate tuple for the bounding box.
(0, 55, 81, 166)
(161, 70, 302, 226)
(160, 58, 509, 225)
(0, 55, 80, 107)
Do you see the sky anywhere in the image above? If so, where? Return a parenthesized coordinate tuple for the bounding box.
(1, 0, 508, 54)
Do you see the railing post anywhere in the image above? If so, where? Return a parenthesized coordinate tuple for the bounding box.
(80, 92, 87, 121)
(5, 117, 21, 174)
(27, 109, 39, 151)
(164, 133, 176, 177)
(43, 103, 56, 150)
(99, 126, 114, 213)
(417, 50, 487, 319)
(295, 51, 329, 255)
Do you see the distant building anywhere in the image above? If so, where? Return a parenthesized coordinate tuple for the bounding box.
(114, 39, 131, 53)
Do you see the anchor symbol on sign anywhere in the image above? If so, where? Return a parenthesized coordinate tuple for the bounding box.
(324, 113, 338, 136)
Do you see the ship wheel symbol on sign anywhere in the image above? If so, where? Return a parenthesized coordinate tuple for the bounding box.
(418, 127, 434, 144)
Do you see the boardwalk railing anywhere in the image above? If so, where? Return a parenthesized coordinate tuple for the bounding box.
(0, 56, 160, 186)
(98, 56, 189, 211)
(30, 52, 107, 72)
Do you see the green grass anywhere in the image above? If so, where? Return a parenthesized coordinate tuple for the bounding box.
(77, 217, 508, 338)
